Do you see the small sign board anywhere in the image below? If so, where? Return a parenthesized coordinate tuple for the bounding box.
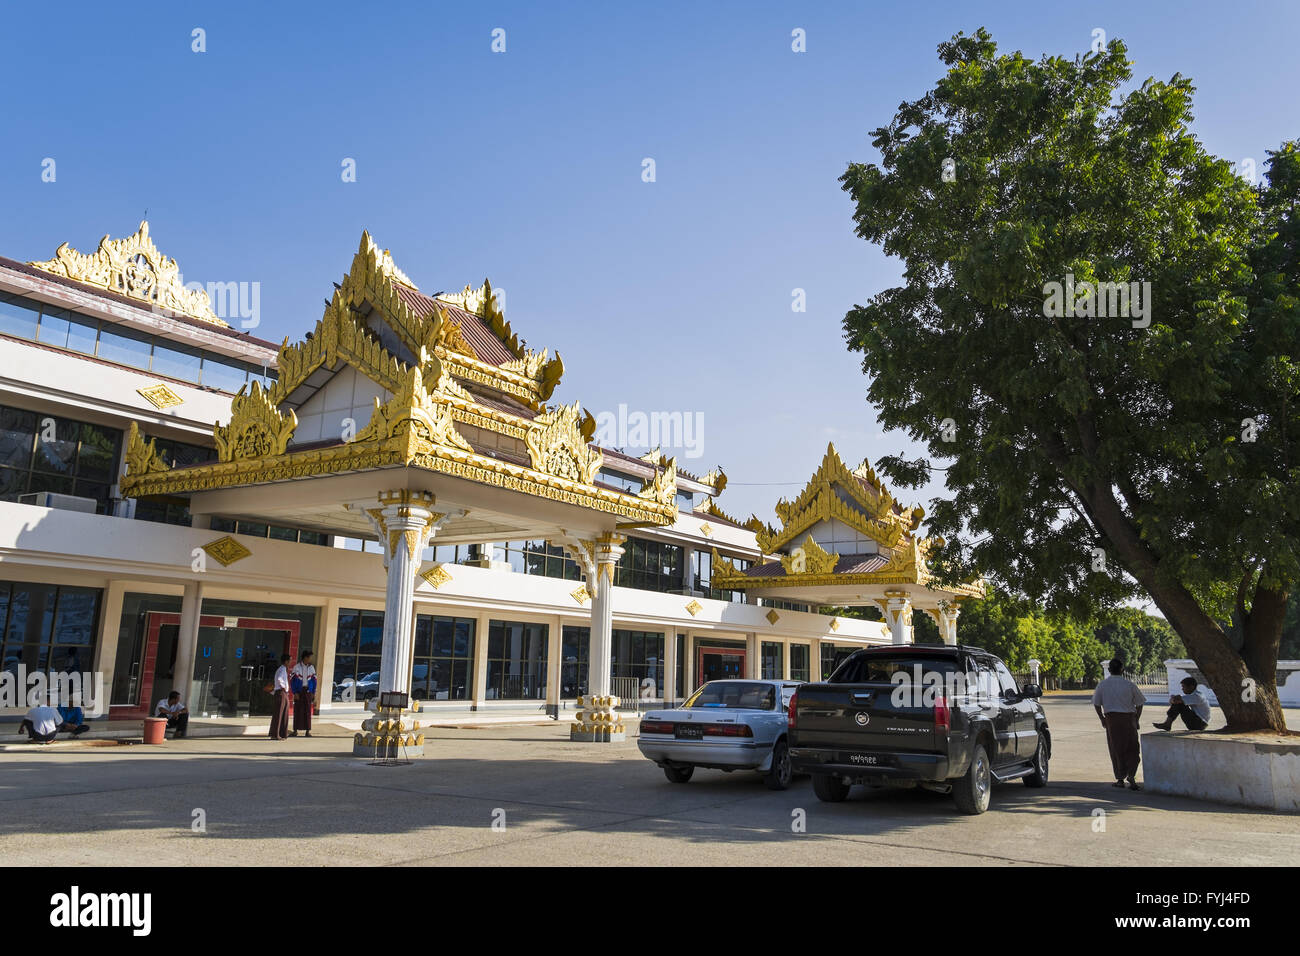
(223, 616, 239, 628)
(379, 691, 408, 709)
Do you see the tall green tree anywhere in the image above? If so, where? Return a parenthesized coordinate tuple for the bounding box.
(841, 30, 1300, 730)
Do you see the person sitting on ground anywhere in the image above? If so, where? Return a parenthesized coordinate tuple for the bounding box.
(1153, 677, 1212, 731)
(154, 691, 189, 738)
(56, 704, 90, 736)
(18, 704, 63, 744)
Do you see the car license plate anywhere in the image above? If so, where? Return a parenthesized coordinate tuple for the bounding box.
(675, 724, 703, 739)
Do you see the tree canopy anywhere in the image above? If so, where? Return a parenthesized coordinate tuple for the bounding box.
(841, 29, 1300, 730)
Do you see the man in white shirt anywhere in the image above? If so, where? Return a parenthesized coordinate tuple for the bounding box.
(268, 653, 292, 740)
(1092, 658, 1146, 790)
(18, 704, 63, 744)
(1154, 677, 1212, 732)
(155, 691, 189, 738)
(289, 650, 318, 738)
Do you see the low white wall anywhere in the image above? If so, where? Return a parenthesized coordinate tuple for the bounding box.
(1142, 731, 1300, 812)
(1165, 659, 1300, 706)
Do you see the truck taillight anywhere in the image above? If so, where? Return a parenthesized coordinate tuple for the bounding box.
(934, 694, 950, 732)
(788, 691, 798, 729)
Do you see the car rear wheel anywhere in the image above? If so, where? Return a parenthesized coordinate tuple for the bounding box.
(953, 742, 992, 814)
(663, 764, 694, 784)
(764, 739, 792, 790)
(812, 773, 850, 802)
(1023, 733, 1049, 787)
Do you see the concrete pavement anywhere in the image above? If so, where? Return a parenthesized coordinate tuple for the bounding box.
(0, 693, 1295, 866)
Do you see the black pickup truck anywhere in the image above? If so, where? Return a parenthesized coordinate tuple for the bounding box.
(788, 644, 1050, 814)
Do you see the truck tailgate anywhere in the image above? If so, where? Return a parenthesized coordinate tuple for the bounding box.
(794, 683, 937, 752)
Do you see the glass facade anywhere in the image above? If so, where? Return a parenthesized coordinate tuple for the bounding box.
(761, 641, 783, 679)
(560, 626, 664, 698)
(492, 540, 580, 579)
(691, 549, 750, 602)
(209, 516, 329, 546)
(616, 538, 682, 592)
(411, 614, 475, 700)
(789, 643, 811, 682)
(110, 593, 182, 706)
(0, 404, 122, 513)
(0, 581, 101, 680)
(331, 609, 384, 700)
(487, 620, 548, 700)
(0, 290, 274, 392)
(132, 436, 214, 526)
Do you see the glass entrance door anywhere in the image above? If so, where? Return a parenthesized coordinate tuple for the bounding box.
(697, 645, 746, 684)
(136, 613, 300, 718)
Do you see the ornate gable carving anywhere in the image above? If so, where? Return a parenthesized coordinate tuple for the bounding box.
(526, 402, 603, 484)
(354, 362, 472, 457)
(214, 381, 298, 461)
(123, 423, 171, 478)
(639, 457, 678, 508)
(779, 535, 840, 575)
(29, 221, 227, 326)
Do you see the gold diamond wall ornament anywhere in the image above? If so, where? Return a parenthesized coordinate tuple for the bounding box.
(685, 599, 703, 617)
(699, 522, 713, 538)
(137, 383, 184, 409)
(570, 584, 590, 605)
(202, 535, 251, 567)
(829, 617, 841, 632)
(766, 609, 780, 625)
(420, 563, 453, 590)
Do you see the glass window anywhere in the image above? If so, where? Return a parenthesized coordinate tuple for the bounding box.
(0, 406, 36, 471)
(76, 422, 120, 484)
(561, 626, 589, 698)
(761, 642, 783, 679)
(357, 611, 383, 655)
(96, 326, 152, 369)
(66, 315, 98, 354)
(0, 294, 40, 339)
(684, 680, 776, 711)
(36, 308, 72, 347)
(486, 620, 548, 700)
(236, 520, 268, 538)
(268, 525, 298, 542)
(616, 538, 684, 593)
(0, 583, 100, 692)
(789, 643, 810, 682)
(612, 629, 663, 697)
(151, 343, 202, 383)
(410, 614, 475, 701)
(200, 359, 248, 393)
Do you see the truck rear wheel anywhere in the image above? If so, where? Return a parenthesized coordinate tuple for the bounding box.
(953, 742, 992, 814)
(812, 773, 850, 802)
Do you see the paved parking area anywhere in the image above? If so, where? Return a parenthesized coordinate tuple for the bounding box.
(1, 694, 1295, 866)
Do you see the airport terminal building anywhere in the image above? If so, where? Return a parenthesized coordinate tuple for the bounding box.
(0, 224, 974, 725)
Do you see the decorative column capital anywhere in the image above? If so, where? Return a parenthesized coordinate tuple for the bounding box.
(362, 489, 446, 568)
(558, 532, 626, 586)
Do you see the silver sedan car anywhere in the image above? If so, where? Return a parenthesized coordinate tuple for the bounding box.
(637, 679, 801, 789)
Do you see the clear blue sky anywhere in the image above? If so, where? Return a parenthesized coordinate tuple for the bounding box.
(2, 0, 1296, 524)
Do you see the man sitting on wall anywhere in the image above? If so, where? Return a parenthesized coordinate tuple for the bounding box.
(155, 691, 189, 738)
(18, 704, 63, 744)
(1153, 677, 1212, 732)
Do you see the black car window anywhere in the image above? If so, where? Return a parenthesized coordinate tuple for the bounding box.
(831, 654, 961, 684)
(994, 660, 1020, 697)
(684, 681, 776, 710)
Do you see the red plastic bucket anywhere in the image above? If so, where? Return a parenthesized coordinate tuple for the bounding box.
(143, 717, 168, 745)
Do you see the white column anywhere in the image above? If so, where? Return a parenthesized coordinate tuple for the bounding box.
(315, 599, 341, 710)
(937, 600, 960, 646)
(546, 614, 563, 715)
(472, 610, 491, 706)
(663, 629, 678, 705)
(362, 490, 445, 697)
(745, 632, 759, 679)
(175, 580, 204, 704)
(588, 534, 625, 697)
(883, 590, 914, 645)
(92, 580, 127, 715)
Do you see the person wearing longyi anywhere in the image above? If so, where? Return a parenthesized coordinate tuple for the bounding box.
(269, 654, 292, 740)
(1092, 658, 1146, 791)
(290, 650, 317, 738)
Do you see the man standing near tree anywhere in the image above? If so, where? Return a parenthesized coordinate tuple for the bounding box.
(1093, 659, 1146, 790)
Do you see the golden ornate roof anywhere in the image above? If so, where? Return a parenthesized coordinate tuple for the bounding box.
(710, 443, 980, 597)
(29, 221, 228, 326)
(119, 230, 679, 526)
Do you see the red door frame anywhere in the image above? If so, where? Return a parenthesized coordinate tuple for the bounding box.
(696, 645, 746, 684)
(116, 613, 300, 718)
